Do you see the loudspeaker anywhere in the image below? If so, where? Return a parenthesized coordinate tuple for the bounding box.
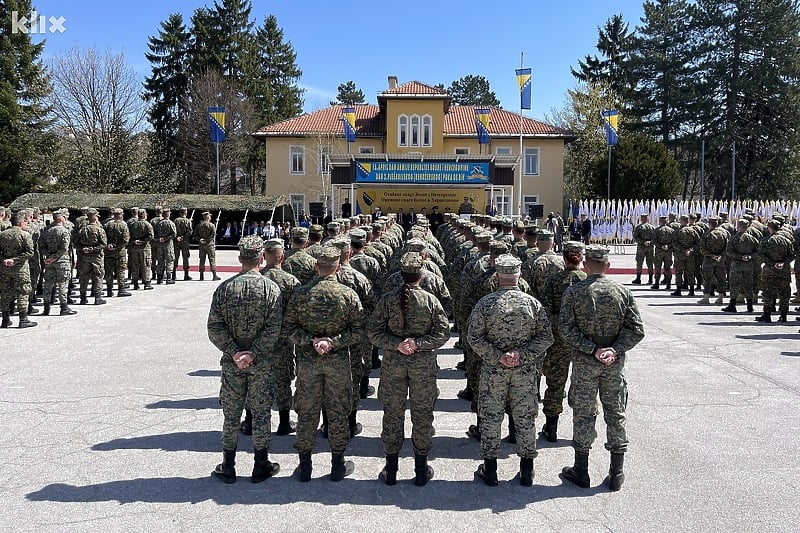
(528, 204, 544, 219)
(309, 202, 324, 217)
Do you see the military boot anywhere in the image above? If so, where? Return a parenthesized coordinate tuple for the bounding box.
(467, 417, 481, 441)
(778, 311, 788, 323)
(755, 311, 772, 323)
(371, 346, 382, 369)
(414, 454, 434, 487)
(212, 448, 236, 484)
(687, 286, 696, 297)
(665, 280, 672, 290)
(251, 448, 280, 483)
(27, 303, 39, 315)
(605, 452, 625, 491)
(240, 408, 252, 436)
(519, 457, 534, 487)
(542, 415, 558, 443)
(199, 271, 205, 281)
(106, 282, 114, 298)
(721, 299, 737, 313)
(165, 272, 175, 285)
(94, 295, 106, 305)
(79, 292, 88, 305)
(650, 276, 660, 290)
(647, 273, 653, 285)
(697, 294, 710, 305)
(671, 287, 682, 297)
(715, 291, 725, 305)
(348, 411, 362, 438)
(42, 302, 51, 316)
(117, 280, 132, 297)
(60, 303, 77, 316)
(297, 452, 313, 482)
(18, 310, 37, 328)
(746, 298, 754, 313)
(1, 311, 11, 328)
(476, 458, 498, 487)
(631, 274, 642, 285)
(562, 451, 590, 488)
(156, 273, 163, 284)
(212, 270, 221, 281)
(379, 453, 399, 486)
(184, 270, 192, 281)
(133, 280, 140, 290)
(275, 410, 296, 436)
(330, 452, 355, 482)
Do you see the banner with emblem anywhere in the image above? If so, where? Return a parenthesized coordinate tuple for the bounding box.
(208, 106, 226, 143)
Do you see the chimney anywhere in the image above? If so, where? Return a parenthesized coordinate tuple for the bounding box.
(388, 76, 398, 89)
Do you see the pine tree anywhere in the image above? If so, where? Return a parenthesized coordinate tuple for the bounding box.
(570, 14, 636, 102)
(214, 0, 255, 81)
(330, 81, 366, 105)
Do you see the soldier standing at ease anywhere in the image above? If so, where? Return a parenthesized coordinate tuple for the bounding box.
(697, 216, 728, 305)
(103, 208, 131, 298)
(128, 209, 154, 290)
(368, 252, 449, 486)
(468, 254, 553, 487)
(75, 208, 107, 305)
(632, 213, 656, 285)
(722, 219, 759, 313)
(651, 215, 674, 290)
(282, 247, 364, 482)
(153, 207, 177, 284)
(195, 211, 221, 281)
(40, 209, 77, 317)
(671, 215, 699, 297)
(0, 211, 36, 328)
(559, 245, 644, 491)
(282, 227, 317, 285)
(207, 235, 283, 484)
(173, 207, 193, 280)
(755, 219, 794, 323)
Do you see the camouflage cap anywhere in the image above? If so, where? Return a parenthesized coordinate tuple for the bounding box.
(111, 208, 123, 215)
(494, 254, 522, 274)
(475, 233, 492, 244)
(512, 219, 526, 231)
(291, 226, 309, 239)
(326, 221, 340, 231)
(658, 214, 668, 220)
(767, 219, 781, 230)
(263, 238, 284, 250)
(524, 225, 539, 236)
(238, 235, 264, 258)
(414, 217, 430, 227)
(86, 208, 99, 217)
(349, 229, 367, 243)
(501, 217, 513, 228)
(707, 215, 721, 223)
(742, 213, 754, 221)
(584, 244, 610, 262)
(563, 240, 585, 253)
(490, 240, 510, 254)
(327, 237, 351, 251)
(309, 224, 325, 235)
(404, 237, 427, 252)
(371, 222, 383, 231)
(772, 213, 786, 222)
(736, 218, 750, 227)
(400, 251, 424, 273)
(316, 246, 341, 265)
(470, 226, 483, 236)
(537, 229, 554, 241)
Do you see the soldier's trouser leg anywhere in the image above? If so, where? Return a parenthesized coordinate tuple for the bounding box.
(407, 354, 437, 456)
(478, 367, 508, 459)
(294, 355, 352, 454)
(645, 247, 654, 276)
(350, 342, 370, 411)
(569, 355, 628, 455)
(635, 247, 644, 274)
(465, 343, 481, 413)
(673, 256, 685, 288)
(753, 264, 762, 297)
(378, 355, 410, 456)
(662, 254, 673, 284)
(220, 362, 274, 451)
(507, 364, 539, 459)
(273, 344, 295, 412)
(542, 338, 572, 417)
(179, 242, 191, 271)
(29, 265, 40, 304)
(701, 259, 715, 294)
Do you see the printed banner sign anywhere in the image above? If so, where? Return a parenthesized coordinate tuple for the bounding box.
(356, 160, 490, 184)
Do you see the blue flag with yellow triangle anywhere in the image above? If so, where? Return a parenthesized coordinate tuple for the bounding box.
(515, 68, 531, 110)
(342, 106, 356, 142)
(208, 106, 226, 143)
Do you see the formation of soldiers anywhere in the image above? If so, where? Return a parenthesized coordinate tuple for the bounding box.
(0, 205, 223, 329)
(631, 208, 798, 324)
(206, 209, 644, 490)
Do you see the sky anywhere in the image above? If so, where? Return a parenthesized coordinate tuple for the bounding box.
(25, 0, 647, 122)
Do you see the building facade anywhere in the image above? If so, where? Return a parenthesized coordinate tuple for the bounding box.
(253, 77, 574, 221)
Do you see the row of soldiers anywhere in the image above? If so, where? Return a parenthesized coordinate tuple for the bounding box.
(0, 205, 223, 329)
(631, 208, 797, 322)
(207, 208, 643, 489)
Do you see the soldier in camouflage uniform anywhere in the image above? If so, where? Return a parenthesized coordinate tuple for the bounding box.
(282, 247, 364, 482)
(755, 219, 794, 323)
(173, 207, 193, 280)
(152, 207, 177, 284)
(103, 208, 132, 298)
(0, 212, 36, 328)
(40, 209, 77, 317)
(559, 245, 645, 491)
(349, 229, 384, 370)
(524, 229, 564, 304)
(469, 254, 554, 487)
(207, 235, 283, 484)
(24, 208, 43, 315)
(303, 224, 326, 260)
(632, 214, 656, 285)
(698, 216, 728, 305)
(75, 208, 107, 305)
(722, 219, 760, 313)
(128, 209, 154, 290)
(368, 252, 449, 487)
(283, 227, 317, 285)
(671, 215, 699, 297)
(651, 215, 674, 290)
(194, 211, 221, 281)
(540, 241, 587, 442)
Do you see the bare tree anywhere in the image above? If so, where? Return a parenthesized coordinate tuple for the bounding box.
(47, 46, 148, 192)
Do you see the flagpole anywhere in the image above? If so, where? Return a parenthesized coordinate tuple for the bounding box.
(518, 52, 524, 218)
(607, 144, 611, 200)
(215, 141, 220, 195)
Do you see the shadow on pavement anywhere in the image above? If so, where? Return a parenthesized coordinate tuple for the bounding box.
(145, 397, 220, 410)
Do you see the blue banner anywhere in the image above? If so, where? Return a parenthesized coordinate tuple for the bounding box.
(516, 68, 531, 110)
(602, 109, 619, 146)
(208, 106, 226, 143)
(475, 108, 490, 144)
(342, 106, 356, 142)
(356, 161, 490, 184)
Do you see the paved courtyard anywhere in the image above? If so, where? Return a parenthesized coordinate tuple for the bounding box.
(1, 249, 798, 532)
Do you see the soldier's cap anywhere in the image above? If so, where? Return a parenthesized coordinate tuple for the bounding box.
(86, 208, 98, 217)
(309, 224, 325, 235)
(475, 233, 492, 244)
(490, 240, 510, 254)
(563, 240, 585, 253)
(718, 210, 728, 216)
(238, 235, 264, 258)
(537, 229, 554, 241)
(326, 221, 340, 230)
(524, 225, 539, 236)
(111, 208, 123, 215)
(494, 254, 522, 274)
(404, 237, 427, 252)
(400, 251, 425, 274)
(371, 222, 383, 231)
(414, 217, 430, 227)
(443, 212, 452, 219)
(81, 206, 90, 212)
(501, 217, 513, 228)
(350, 216, 359, 224)
(736, 218, 750, 227)
(349, 229, 367, 243)
(327, 237, 351, 251)
(291, 226, 309, 239)
(469, 226, 484, 236)
(263, 238, 285, 251)
(742, 213, 754, 221)
(744, 208, 755, 215)
(767, 219, 781, 230)
(139, 208, 148, 216)
(162, 206, 171, 213)
(316, 246, 341, 265)
(679, 214, 689, 221)
(201, 211, 210, 216)
(340, 219, 351, 228)
(772, 214, 786, 222)
(512, 219, 526, 231)
(584, 244, 610, 262)
(669, 211, 677, 216)
(658, 214, 668, 220)
(707, 215, 720, 222)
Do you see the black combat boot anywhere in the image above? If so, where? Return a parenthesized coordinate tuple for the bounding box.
(184, 270, 192, 281)
(117, 280, 132, 297)
(665, 280, 672, 290)
(519, 457, 534, 487)
(199, 271, 205, 281)
(631, 274, 641, 284)
(133, 280, 139, 290)
(60, 303, 77, 316)
(542, 415, 559, 443)
(359, 375, 375, 399)
(240, 408, 253, 436)
(467, 417, 481, 441)
(456, 388, 473, 401)
(106, 282, 114, 298)
(27, 303, 38, 315)
(651, 276, 660, 290)
(647, 273, 653, 285)
(605, 452, 625, 491)
(251, 448, 280, 483)
(778, 311, 788, 323)
(18, 311, 37, 328)
(165, 272, 175, 285)
(476, 458, 498, 487)
(379, 453, 399, 486)
(330, 452, 355, 482)
(298, 452, 312, 482)
(721, 299, 737, 313)
(156, 273, 163, 285)
(414, 454, 434, 487)
(1, 311, 11, 328)
(212, 448, 236, 484)
(212, 271, 221, 281)
(755, 311, 772, 323)
(43, 302, 50, 316)
(562, 451, 590, 488)
(275, 410, 296, 436)
(348, 411, 362, 438)
(94, 295, 106, 305)
(746, 298, 754, 313)
(79, 292, 88, 305)
(143, 282, 153, 290)
(671, 287, 682, 296)
(687, 286, 696, 297)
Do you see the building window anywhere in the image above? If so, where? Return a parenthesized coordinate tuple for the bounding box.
(410, 115, 420, 146)
(318, 146, 331, 175)
(422, 115, 432, 146)
(455, 147, 470, 155)
(495, 146, 512, 155)
(494, 195, 511, 216)
(290, 193, 305, 219)
(398, 115, 408, 147)
(523, 195, 540, 218)
(290, 146, 305, 174)
(524, 147, 540, 176)
(359, 146, 374, 154)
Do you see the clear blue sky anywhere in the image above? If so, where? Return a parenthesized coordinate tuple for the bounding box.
(28, 0, 645, 121)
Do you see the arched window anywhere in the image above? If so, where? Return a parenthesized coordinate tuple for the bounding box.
(422, 115, 432, 146)
(410, 115, 420, 146)
(398, 115, 408, 147)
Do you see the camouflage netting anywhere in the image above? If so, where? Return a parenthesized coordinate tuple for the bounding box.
(9, 192, 293, 219)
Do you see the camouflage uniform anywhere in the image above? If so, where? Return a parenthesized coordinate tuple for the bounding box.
(699, 223, 728, 297)
(382, 269, 452, 317)
(75, 220, 107, 300)
(632, 219, 657, 281)
(282, 248, 317, 286)
(173, 213, 193, 277)
(726, 226, 760, 304)
(152, 214, 177, 282)
(24, 216, 43, 311)
(103, 216, 130, 295)
(207, 268, 283, 452)
(194, 218, 218, 278)
(672, 221, 699, 294)
(40, 218, 72, 309)
(652, 220, 674, 288)
(759, 225, 794, 318)
(128, 215, 154, 289)
(0, 225, 34, 319)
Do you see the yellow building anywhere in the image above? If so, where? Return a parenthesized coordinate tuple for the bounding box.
(253, 76, 575, 221)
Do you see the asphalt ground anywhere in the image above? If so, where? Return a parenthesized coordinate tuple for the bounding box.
(1, 248, 799, 532)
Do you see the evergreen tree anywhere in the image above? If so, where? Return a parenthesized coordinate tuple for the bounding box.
(330, 81, 366, 105)
(214, 0, 255, 81)
(447, 75, 500, 106)
(570, 14, 636, 102)
(188, 7, 223, 76)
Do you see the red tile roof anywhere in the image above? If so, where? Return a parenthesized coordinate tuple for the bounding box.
(380, 80, 448, 96)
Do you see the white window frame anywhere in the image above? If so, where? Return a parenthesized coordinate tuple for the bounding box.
(455, 147, 470, 155)
(398, 115, 408, 147)
(359, 146, 374, 154)
(289, 193, 306, 219)
(422, 115, 432, 146)
(523, 195, 540, 217)
(524, 147, 540, 176)
(410, 115, 420, 146)
(290, 145, 305, 174)
(318, 146, 331, 175)
(495, 146, 513, 155)
(494, 195, 511, 216)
